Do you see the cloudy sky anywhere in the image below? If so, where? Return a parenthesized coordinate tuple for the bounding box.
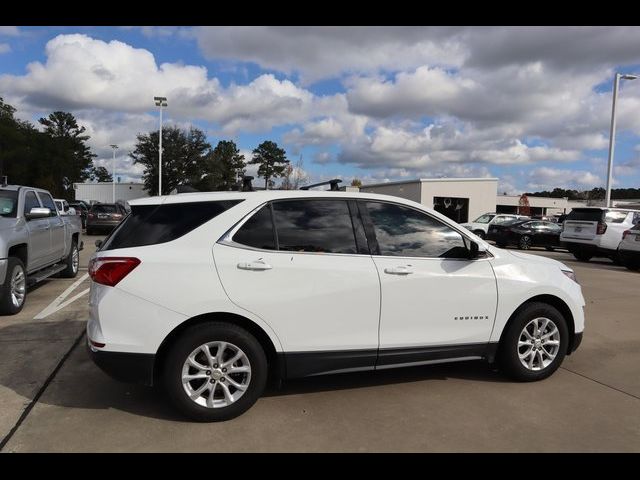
(2, 26, 640, 193)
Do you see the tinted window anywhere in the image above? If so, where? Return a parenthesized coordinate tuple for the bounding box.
(233, 205, 276, 250)
(100, 200, 242, 250)
(272, 200, 357, 254)
(0, 190, 19, 217)
(366, 201, 467, 258)
(37, 192, 57, 216)
(24, 191, 41, 216)
(92, 204, 118, 214)
(566, 209, 604, 222)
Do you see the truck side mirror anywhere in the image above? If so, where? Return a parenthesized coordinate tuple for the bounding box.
(25, 207, 51, 219)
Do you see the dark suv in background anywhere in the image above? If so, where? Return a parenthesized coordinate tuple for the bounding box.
(86, 203, 127, 235)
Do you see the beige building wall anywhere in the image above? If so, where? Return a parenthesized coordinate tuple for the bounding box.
(359, 181, 422, 203)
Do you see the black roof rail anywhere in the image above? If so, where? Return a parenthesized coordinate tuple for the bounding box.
(300, 179, 342, 191)
(175, 185, 200, 193)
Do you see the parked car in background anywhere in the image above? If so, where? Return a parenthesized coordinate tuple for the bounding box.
(617, 223, 640, 271)
(86, 203, 127, 235)
(87, 191, 584, 421)
(560, 208, 640, 263)
(0, 185, 82, 315)
(54, 198, 76, 216)
(487, 219, 563, 250)
(460, 213, 529, 239)
(69, 201, 88, 229)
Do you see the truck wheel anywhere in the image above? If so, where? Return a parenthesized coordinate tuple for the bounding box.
(163, 322, 268, 422)
(0, 257, 27, 315)
(498, 302, 569, 382)
(60, 240, 79, 278)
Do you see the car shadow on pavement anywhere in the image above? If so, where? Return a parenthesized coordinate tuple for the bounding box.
(0, 319, 510, 423)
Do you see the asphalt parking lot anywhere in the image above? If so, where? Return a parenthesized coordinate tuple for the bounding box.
(0, 240, 639, 452)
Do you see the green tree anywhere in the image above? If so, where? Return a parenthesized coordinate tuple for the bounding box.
(197, 140, 245, 191)
(38, 111, 96, 197)
(130, 126, 211, 195)
(89, 165, 113, 182)
(351, 178, 362, 188)
(250, 140, 289, 190)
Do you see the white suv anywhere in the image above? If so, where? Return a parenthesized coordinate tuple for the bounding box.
(617, 223, 640, 271)
(460, 213, 529, 239)
(561, 207, 640, 262)
(87, 191, 585, 421)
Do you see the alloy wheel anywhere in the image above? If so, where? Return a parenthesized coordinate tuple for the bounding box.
(517, 317, 561, 371)
(10, 265, 26, 308)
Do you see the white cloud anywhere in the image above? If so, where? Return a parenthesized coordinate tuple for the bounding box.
(527, 167, 602, 190)
(0, 43, 10, 54)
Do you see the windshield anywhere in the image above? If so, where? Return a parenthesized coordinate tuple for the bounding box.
(474, 214, 495, 224)
(0, 190, 18, 217)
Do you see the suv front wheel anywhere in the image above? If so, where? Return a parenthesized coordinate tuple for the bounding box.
(499, 302, 569, 381)
(163, 322, 268, 422)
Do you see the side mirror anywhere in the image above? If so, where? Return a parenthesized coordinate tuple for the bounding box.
(26, 207, 51, 219)
(468, 240, 479, 259)
(95, 239, 103, 248)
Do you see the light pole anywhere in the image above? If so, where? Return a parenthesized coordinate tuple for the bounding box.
(154, 96, 168, 196)
(110, 144, 118, 203)
(605, 73, 637, 208)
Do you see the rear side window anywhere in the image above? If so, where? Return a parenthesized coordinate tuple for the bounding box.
(100, 200, 242, 250)
(233, 205, 276, 250)
(273, 200, 358, 254)
(605, 211, 629, 223)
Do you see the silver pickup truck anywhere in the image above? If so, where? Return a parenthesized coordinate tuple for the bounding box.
(0, 184, 83, 315)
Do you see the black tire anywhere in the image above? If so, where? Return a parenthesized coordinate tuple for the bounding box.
(498, 302, 569, 382)
(572, 250, 593, 262)
(545, 246, 555, 251)
(473, 230, 486, 239)
(625, 262, 640, 271)
(518, 235, 532, 250)
(60, 240, 79, 278)
(0, 257, 27, 315)
(163, 322, 268, 422)
(496, 242, 507, 248)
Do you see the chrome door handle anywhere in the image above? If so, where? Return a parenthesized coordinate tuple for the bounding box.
(237, 260, 273, 271)
(384, 266, 413, 275)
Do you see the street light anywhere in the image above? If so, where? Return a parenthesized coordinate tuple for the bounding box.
(110, 144, 118, 203)
(154, 96, 168, 196)
(605, 73, 638, 208)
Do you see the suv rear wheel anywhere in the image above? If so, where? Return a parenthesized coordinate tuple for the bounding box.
(572, 250, 593, 262)
(498, 302, 568, 381)
(163, 322, 268, 422)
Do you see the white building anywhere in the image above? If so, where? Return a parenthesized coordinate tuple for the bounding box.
(73, 182, 148, 204)
(359, 178, 498, 223)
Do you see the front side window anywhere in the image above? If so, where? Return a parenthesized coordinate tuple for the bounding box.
(474, 214, 495, 224)
(233, 205, 276, 250)
(365, 201, 467, 258)
(37, 192, 57, 217)
(22, 191, 40, 217)
(272, 200, 358, 254)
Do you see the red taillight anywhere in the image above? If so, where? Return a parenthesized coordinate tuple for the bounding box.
(597, 222, 607, 235)
(112, 213, 123, 219)
(88, 257, 141, 287)
(623, 229, 631, 239)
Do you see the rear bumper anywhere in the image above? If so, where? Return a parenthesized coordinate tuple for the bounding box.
(87, 342, 155, 386)
(86, 221, 119, 229)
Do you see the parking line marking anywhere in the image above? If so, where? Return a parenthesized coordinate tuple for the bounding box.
(33, 273, 89, 320)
